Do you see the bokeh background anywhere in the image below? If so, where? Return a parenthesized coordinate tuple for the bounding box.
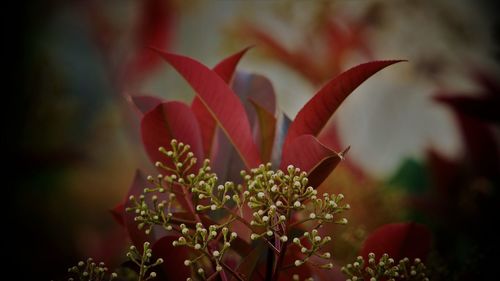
(14, 0, 499, 280)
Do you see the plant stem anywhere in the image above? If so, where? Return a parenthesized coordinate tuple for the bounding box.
(265, 245, 275, 281)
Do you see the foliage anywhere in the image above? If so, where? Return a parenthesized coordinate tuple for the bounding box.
(56, 49, 432, 281)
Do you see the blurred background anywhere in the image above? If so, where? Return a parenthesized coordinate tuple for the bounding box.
(13, 0, 499, 280)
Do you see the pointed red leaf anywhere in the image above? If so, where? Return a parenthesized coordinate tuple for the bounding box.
(191, 47, 253, 157)
(213, 46, 253, 84)
(361, 222, 432, 261)
(130, 95, 164, 114)
(154, 50, 261, 168)
(141, 101, 204, 171)
(280, 135, 346, 187)
(283, 60, 405, 153)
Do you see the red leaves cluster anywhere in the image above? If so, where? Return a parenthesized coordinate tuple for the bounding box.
(112, 47, 406, 280)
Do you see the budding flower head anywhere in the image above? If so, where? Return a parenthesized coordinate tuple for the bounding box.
(294, 260, 303, 267)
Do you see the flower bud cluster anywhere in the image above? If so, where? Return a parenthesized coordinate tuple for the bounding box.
(243, 164, 315, 239)
(310, 192, 350, 224)
(66, 258, 117, 281)
(292, 229, 333, 269)
(126, 242, 164, 281)
(127, 192, 176, 234)
(173, 223, 238, 280)
(341, 253, 429, 281)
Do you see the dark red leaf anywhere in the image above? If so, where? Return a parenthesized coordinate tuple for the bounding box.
(124, 0, 175, 82)
(435, 95, 500, 124)
(191, 47, 252, 157)
(152, 236, 194, 281)
(154, 50, 261, 168)
(110, 203, 125, 226)
(283, 60, 405, 153)
(250, 99, 276, 163)
(130, 95, 164, 115)
(231, 244, 266, 281)
(361, 222, 432, 261)
(280, 135, 345, 187)
(141, 101, 204, 171)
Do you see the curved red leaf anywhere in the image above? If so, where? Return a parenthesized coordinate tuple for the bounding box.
(283, 60, 405, 153)
(361, 222, 432, 261)
(154, 50, 261, 168)
(141, 101, 204, 171)
(280, 135, 345, 187)
(192, 47, 253, 157)
(130, 95, 164, 114)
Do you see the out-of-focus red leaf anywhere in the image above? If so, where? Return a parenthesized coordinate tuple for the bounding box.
(153, 236, 194, 281)
(191, 47, 252, 157)
(125, 0, 175, 82)
(110, 203, 125, 226)
(361, 222, 432, 261)
(250, 99, 276, 163)
(130, 95, 164, 115)
(243, 26, 325, 85)
(154, 50, 261, 169)
(280, 135, 345, 187)
(141, 101, 204, 171)
(435, 95, 500, 124)
(283, 60, 405, 153)
(456, 114, 500, 178)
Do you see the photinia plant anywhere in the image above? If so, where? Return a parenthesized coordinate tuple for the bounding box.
(59, 48, 432, 281)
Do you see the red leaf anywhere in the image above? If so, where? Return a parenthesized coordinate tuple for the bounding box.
(124, 0, 175, 82)
(213, 46, 253, 84)
(154, 50, 261, 168)
(141, 101, 204, 171)
(110, 203, 125, 226)
(130, 95, 164, 115)
(191, 47, 252, 157)
(361, 222, 432, 261)
(250, 99, 276, 163)
(283, 60, 405, 153)
(435, 95, 500, 124)
(152, 236, 194, 281)
(280, 135, 345, 187)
